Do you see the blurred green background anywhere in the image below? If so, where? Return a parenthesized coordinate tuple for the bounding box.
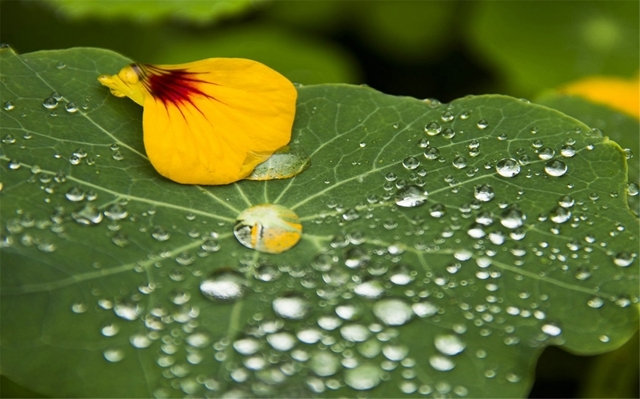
(1, 1, 638, 398)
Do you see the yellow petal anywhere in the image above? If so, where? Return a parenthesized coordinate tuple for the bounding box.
(558, 74, 639, 120)
(99, 59, 297, 184)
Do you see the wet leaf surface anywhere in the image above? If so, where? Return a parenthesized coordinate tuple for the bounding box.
(1, 47, 638, 398)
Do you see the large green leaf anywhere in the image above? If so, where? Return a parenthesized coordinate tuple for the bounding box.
(1, 47, 638, 398)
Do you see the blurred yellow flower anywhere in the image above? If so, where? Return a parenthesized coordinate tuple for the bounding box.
(559, 74, 639, 119)
(98, 59, 297, 185)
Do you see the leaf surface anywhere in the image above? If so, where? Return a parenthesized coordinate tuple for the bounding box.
(1, 47, 638, 398)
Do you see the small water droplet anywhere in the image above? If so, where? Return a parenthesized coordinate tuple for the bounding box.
(112, 151, 124, 161)
(104, 204, 128, 220)
(560, 145, 576, 157)
(64, 102, 78, 113)
(423, 147, 440, 160)
(3, 101, 15, 111)
(474, 184, 495, 202)
(538, 147, 555, 160)
(234, 204, 302, 254)
(549, 206, 571, 224)
(452, 156, 467, 169)
(56, 61, 66, 69)
(500, 206, 526, 229)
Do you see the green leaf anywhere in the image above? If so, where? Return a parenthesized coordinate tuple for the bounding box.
(46, 0, 262, 24)
(535, 92, 640, 217)
(1, 47, 638, 398)
(468, 1, 640, 96)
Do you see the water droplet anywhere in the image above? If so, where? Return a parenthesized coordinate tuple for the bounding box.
(434, 334, 465, 355)
(473, 184, 495, 202)
(373, 298, 413, 326)
(538, 147, 555, 160)
(310, 351, 340, 377)
(272, 294, 309, 320)
(541, 322, 562, 336)
(266, 332, 295, 351)
(65, 102, 78, 113)
(544, 160, 568, 177)
(587, 297, 604, 308)
(500, 206, 526, 229)
(429, 355, 454, 371)
(200, 270, 248, 302)
(452, 156, 468, 169)
(626, 183, 639, 196)
(72, 204, 103, 225)
(574, 267, 591, 281)
(297, 328, 322, 344)
(71, 302, 87, 313)
(151, 227, 170, 242)
(496, 158, 521, 178)
(402, 156, 420, 170)
(104, 204, 128, 220)
(114, 302, 139, 320)
(424, 122, 442, 136)
(340, 324, 370, 342)
(234, 204, 302, 254)
(3, 100, 15, 111)
(395, 185, 428, 208)
(342, 208, 360, 221)
(63, 186, 84, 202)
(613, 252, 635, 267)
(112, 151, 124, 161)
(42, 97, 58, 110)
(423, 147, 440, 160)
(130, 333, 152, 349)
(354, 280, 385, 299)
(101, 323, 120, 337)
(103, 348, 125, 362)
(476, 119, 488, 129)
(412, 301, 438, 317)
(549, 206, 571, 224)
(560, 145, 576, 157)
(233, 337, 260, 356)
(344, 363, 383, 390)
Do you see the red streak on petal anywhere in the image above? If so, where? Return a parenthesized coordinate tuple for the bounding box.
(136, 64, 213, 108)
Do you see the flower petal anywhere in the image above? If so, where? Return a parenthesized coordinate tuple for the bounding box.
(99, 58, 297, 185)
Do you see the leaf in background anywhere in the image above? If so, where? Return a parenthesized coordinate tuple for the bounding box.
(46, 0, 262, 24)
(535, 92, 640, 216)
(1, 47, 638, 398)
(154, 25, 361, 85)
(468, 1, 640, 96)
(349, 1, 458, 62)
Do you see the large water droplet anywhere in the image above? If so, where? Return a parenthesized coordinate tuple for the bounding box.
(267, 332, 296, 351)
(199, 270, 248, 302)
(549, 206, 571, 224)
(395, 185, 428, 208)
(234, 204, 302, 254)
(496, 158, 521, 178)
(42, 97, 58, 110)
(612, 252, 635, 267)
(434, 334, 466, 355)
